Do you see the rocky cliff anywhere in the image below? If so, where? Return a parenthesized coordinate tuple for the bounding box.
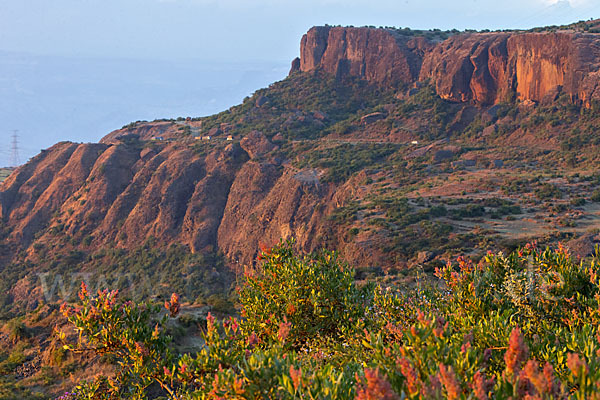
(295, 25, 600, 106)
(293, 26, 432, 86)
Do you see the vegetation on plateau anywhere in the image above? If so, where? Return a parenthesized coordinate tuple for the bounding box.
(50, 240, 600, 399)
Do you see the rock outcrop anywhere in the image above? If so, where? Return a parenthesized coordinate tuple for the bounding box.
(298, 26, 431, 85)
(240, 131, 278, 159)
(296, 26, 600, 106)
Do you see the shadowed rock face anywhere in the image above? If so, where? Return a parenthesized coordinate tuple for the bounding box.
(298, 26, 600, 106)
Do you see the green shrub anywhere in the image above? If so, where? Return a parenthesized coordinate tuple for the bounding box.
(6, 319, 27, 343)
(207, 293, 235, 314)
(238, 240, 371, 349)
(60, 242, 600, 399)
(0, 343, 27, 374)
(535, 183, 563, 200)
(449, 204, 485, 219)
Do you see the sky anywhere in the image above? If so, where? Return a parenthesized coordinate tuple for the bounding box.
(0, 0, 599, 166)
(1, 0, 599, 61)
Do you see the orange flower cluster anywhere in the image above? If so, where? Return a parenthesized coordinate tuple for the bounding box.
(285, 303, 297, 316)
(289, 365, 302, 390)
(471, 371, 494, 400)
(566, 353, 588, 377)
(397, 357, 420, 394)
(438, 364, 461, 400)
(504, 327, 529, 377)
(79, 281, 89, 301)
(206, 312, 216, 335)
(164, 293, 180, 317)
(256, 242, 273, 261)
(277, 318, 291, 342)
(355, 368, 399, 400)
(521, 360, 560, 397)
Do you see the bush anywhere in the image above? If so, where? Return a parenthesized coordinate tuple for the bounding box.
(6, 319, 27, 343)
(58, 286, 175, 398)
(0, 343, 27, 374)
(238, 240, 372, 349)
(449, 204, 485, 219)
(60, 242, 600, 399)
(206, 293, 235, 314)
(535, 183, 563, 200)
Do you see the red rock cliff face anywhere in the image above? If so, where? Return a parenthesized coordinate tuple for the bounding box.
(298, 27, 600, 105)
(420, 32, 600, 105)
(0, 127, 386, 270)
(298, 26, 432, 85)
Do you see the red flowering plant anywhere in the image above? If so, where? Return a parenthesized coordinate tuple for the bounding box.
(58, 242, 600, 399)
(433, 244, 600, 374)
(163, 311, 357, 399)
(363, 310, 487, 399)
(58, 283, 177, 399)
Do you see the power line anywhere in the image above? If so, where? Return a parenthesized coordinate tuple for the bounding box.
(10, 130, 20, 167)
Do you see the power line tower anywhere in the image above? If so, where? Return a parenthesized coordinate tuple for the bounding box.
(10, 130, 20, 167)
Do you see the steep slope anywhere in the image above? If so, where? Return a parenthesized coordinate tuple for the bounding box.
(2, 141, 249, 253)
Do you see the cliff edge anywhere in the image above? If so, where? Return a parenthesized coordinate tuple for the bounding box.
(294, 25, 600, 106)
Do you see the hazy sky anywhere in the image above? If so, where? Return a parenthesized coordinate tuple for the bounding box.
(1, 0, 599, 62)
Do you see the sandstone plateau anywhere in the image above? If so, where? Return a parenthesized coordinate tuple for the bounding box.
(292, 25, 600, 105)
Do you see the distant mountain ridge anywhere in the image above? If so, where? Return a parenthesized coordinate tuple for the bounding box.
(0, 50, 288, 166)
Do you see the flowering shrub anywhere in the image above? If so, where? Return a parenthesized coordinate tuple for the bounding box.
(59, 241, 600, 399)
(238, 241, 372, 350)
(57, 285, 176, 399)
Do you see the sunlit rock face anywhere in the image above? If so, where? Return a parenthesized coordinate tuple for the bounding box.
(298, 26, 600, 106)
